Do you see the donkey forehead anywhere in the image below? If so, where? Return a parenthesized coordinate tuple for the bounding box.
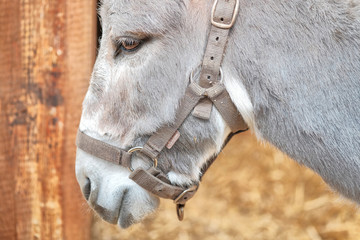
(101, 0, 187, 35)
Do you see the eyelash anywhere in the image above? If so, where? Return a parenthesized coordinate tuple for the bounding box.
(114, 38, 142, 57)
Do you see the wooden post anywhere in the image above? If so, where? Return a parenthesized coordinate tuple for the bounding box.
(0, 0, 96, 239)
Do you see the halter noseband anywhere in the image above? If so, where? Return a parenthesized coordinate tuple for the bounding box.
(76, 0, 247, 221)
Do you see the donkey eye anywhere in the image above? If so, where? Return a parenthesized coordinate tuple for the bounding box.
(114, 38, 142, 57)
(121, 39, 141, 51)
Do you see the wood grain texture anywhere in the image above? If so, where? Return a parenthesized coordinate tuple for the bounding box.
(0, 0, 96, 239)
(61, 0, 97, 239)
(0, 1, 20, 239)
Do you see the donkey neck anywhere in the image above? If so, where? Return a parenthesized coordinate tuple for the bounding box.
(224, 0, 360, 201)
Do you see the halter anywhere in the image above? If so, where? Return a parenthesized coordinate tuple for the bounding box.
(76, 0, 247, 221)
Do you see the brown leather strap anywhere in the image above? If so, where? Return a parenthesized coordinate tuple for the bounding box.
(141, 80, 247, 161)
(192, 98, 213, 120)
(193, 0, 240, 118)
(207, 84, 248, 132)
(141, 82, 205, 159)
(76, 130, 132, 168)
(199, 0, 239, 88)
(129, 168, 198, 205)
(77, 130, 197, 206)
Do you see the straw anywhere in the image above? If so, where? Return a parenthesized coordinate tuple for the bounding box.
(92, 132, 360, 240)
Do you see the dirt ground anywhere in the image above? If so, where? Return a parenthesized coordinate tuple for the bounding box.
(91, 132, 360, 240)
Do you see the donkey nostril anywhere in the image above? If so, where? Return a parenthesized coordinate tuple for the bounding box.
(83, 177, 91, 201)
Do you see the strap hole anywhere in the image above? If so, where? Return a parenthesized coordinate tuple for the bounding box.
(184, 197, 188, 200)
(210, 56, 214, 60)
(220, 17, 224, 22)
(207, 75, 211, 80)
(216, 37, 219, 41)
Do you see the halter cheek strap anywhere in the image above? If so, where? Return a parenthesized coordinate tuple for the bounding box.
(76, 0, 247, 221)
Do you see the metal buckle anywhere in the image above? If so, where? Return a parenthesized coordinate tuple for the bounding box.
(173, 185, 198, 204)
(174, 185, 198, 221)
(211, 0, 240, 29)
(127, 146, 158, 172)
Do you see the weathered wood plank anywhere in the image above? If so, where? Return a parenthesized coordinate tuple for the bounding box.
(0, 0, 95, 239)
(0, 1, 21, 239)
(15, 0, 66, 239)
(61, 0, 97, 239)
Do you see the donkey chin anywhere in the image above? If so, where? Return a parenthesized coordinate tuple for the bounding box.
(94, 183, 159, 228)
(76, 150, 160, 228)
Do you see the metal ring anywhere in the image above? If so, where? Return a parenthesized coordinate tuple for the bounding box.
(127, 146, 158, 172)
(190, 67, 223, 83)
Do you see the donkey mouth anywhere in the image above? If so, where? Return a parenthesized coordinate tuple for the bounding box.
(88, 176, 160, 228)
(118, 208, 135, 228)
(91, 189, 134, 227)
(117, 191, 136, 228)
(92, 205, 116, 224)
(117, 188, 160, 228)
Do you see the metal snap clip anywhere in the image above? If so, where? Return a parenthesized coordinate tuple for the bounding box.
(176, 204, 185, 221)
(173, 185, 199, 221)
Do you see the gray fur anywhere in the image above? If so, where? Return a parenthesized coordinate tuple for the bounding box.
(82, 0, 225, 178)
(225, 0, 360, 201)
(76, 0, 360, 227)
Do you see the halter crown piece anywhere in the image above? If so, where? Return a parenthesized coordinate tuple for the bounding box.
(76, 0, 247, 221)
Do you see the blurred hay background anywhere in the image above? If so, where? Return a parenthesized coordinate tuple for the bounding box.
(91, 132, 360, 240)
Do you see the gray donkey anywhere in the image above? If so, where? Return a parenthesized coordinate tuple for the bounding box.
(75, 0, 360, 228)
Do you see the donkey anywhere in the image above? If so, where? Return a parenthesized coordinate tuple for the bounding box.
(75, 0, 360, 228)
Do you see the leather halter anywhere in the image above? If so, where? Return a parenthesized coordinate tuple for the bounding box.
(76, 0, 247, 221)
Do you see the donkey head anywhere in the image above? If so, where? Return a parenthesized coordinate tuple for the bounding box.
(76, 0, 249, 228)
